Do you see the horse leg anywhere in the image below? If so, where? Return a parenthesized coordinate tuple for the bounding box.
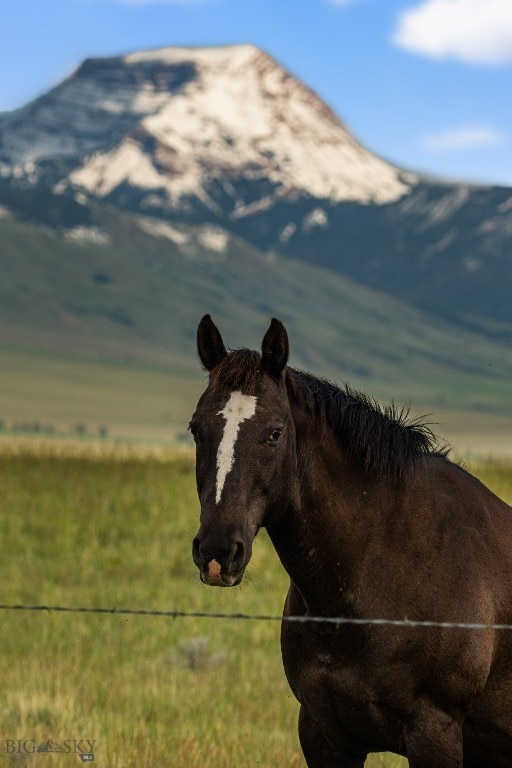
(298, 706, 366, 768)
(403, 704, 464, 768)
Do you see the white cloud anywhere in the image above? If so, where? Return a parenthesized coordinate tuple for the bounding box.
(420, 126, 504, 151)
(393, 0, 512, 65)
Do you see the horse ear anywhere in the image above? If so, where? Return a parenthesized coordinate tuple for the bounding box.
(261, 318, 289, 379)
(197, 314, 228, 371)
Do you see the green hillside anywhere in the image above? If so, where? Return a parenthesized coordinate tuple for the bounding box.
(1, 202, 511, 448)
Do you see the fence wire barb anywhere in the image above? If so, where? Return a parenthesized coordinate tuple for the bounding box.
(1, 604, 512, 631)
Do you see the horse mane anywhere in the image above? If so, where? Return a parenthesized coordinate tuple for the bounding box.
(209, 349, 448, 481)
(289, 369, 449, 481)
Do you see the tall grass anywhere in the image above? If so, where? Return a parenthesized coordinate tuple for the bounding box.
(0, 447, 509, 766)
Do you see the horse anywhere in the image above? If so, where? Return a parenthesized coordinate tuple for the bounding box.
(190, 314, 512, 767)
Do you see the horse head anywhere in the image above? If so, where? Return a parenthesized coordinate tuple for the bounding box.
(191, 315, 297, 586)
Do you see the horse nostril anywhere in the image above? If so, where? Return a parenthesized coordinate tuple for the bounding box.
(231, 539, 245, 569)
(192, 537, 201, 566)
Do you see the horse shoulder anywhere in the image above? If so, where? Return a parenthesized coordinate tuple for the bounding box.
(401, 456, 512, 613)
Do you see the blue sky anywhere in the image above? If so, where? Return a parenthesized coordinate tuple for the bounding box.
(2, 0, 511, 186)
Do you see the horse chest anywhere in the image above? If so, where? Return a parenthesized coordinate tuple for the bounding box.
(281, 625, 400, 751)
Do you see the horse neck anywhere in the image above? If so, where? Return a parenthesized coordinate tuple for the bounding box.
(267, 400, 387, 615)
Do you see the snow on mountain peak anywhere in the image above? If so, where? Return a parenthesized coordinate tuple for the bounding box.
(2, 44, 414, 212)
(123, 43, 261, 70)
(70, 44, 412, 208)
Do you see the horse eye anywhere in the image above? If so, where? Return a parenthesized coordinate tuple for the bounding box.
(269, 428, 283, 442)
(188, 422, 198, 441)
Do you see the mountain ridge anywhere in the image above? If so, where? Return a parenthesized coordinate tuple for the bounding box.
(1, 198, 511, 415)
(2, 44, 411, 211)
(0, 42, 511, 437)
(1, 44, 510, 342)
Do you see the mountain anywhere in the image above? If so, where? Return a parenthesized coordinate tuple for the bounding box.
(1, 199, 511, 418)
(0, 44, 511, 443)
(1, 44, 511, 343)
(0, 45, 409, 208)
(233, 180, 512, 343)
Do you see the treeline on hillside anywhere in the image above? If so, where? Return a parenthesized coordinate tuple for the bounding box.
(0, 420, 109, 438)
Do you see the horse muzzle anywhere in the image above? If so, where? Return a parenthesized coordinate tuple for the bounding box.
(200, 558, 244, 587)
(192, 532, 249, 588)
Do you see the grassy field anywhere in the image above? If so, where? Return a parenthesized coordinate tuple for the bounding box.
(2, 343, 512, 459)
(0, 345, 203, 443)
(0, 447, 510, 767)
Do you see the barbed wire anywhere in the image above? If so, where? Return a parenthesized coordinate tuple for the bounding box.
(1, 604, 512, 631)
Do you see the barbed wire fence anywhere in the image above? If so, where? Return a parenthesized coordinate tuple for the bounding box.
(1, 604, 512, 631)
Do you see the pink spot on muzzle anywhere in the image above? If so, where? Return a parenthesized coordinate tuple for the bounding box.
(207, 559, 222, 579)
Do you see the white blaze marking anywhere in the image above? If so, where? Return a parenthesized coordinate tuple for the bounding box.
(216, 390, 257, 504)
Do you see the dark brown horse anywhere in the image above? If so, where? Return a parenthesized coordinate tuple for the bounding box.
(191, 314, 512, 767)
